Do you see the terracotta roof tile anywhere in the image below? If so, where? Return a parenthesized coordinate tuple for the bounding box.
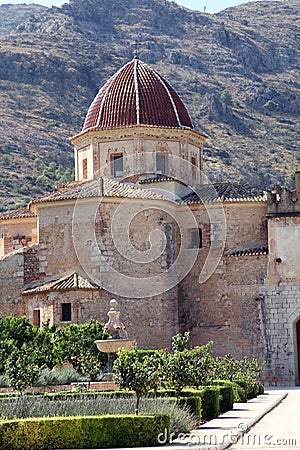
(182, 183, 266, 204)
(83, 58, 193, 131)
(225, 246, 268, 257)
(23, 272, 100, 295)
(139, 175, 178, 184)
(0, 207, 36, 221)
(32, 177, 164, 204)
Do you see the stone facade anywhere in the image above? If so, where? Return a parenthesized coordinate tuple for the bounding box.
(260, 283, 300, 386)
(258, 177, 300, 385)
(71, 126, 205, 186)
(1, 58, 299, 386)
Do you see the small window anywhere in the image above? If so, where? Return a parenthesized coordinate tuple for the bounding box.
(61, 303, 72, 322)
(33, 309, 41, 327)
(112, 154, 123, 177)
(156, 154, 166, 174)
(191, 156, 197, 178)
(82, 158, 88, 179)
(190, 229, 202, 249)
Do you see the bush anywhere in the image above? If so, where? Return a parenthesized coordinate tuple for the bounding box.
(232, 380, 247, 402)
(197, 386, 220, 422)
(218, 386, 234, 413)
(0, 414, 170, 449)
(178, 396, 201, 422)
(142, 397, 198, 435)
(258, 382, 264, 395)
(5, 347, 39, 394)
(35, 367, 87, 387)
(0, 374, 8, 388)
(212, 380, 234, 412)
(155, 388, 201, 420)
(247, 382, 259, 399)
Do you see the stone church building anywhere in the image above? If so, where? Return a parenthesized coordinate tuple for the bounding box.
(1, 57, 300, 386)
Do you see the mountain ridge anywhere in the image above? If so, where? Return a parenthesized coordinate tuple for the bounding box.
(0, 0, 299, 211)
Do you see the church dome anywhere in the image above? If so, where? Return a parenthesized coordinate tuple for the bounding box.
(82, 57, 193, 131)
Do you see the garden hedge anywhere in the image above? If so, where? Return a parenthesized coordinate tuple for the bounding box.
(159, 396, 201, 421)
(212, 381, 234, 412)
(218, 386, 234, 413)
(197, 387, 220, 421)
(0, 414, 170, 450)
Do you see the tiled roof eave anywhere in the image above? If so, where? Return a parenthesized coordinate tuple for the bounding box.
(182, 196, 267, 205)
(225, 247, 268, 257)
(31, 178, 165, 204)
(23, 286, 100, 295)
(0, 207, 37, 221)
(70, 124, 207, 142)
(32, 192, 99, 205)
(23, 272, 101, 295)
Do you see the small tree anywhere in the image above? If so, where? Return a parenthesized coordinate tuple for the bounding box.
(220, 89, 232, 105)
(52, 320, 107, 372)
(31, 321, 57, 369)
(78, 350, 103, 388)
(163, 349, 194, 397)
(5, 346, 40, 395)
(189, 341, 214, 388)
(113, 346, 160, 414)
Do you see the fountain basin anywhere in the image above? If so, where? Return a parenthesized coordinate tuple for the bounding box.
(95, 339, 135, 354)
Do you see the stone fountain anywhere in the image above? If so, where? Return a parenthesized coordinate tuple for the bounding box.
(95, 299, 135, 384)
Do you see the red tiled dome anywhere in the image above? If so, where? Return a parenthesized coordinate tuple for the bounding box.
(82, 58, 193, 131)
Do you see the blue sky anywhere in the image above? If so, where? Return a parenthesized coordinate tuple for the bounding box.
(0, 0, 255, 14)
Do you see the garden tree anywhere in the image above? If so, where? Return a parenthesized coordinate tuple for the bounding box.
(0, 316, 38, 347)
(213, 354, 240, 381)
(52, 320, 107, 372)
(113, 346, 161, 415)
(0, 316, 39, 374)
(30, 321, 57, 369)
(5, 346, 40, 395)
(78, 349, 103, 387)
(163, 348, 194, 397)
(189, 341, 214, 388)
(0, 339, 16, 373)
(213, 354, 264, 384)
(161, 331, 194, 397)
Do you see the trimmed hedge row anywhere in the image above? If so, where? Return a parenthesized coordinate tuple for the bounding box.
(197, 387, 220, 421)
(0, 414, 170, 450)
(218, 385, 234, 413)
(155, 387, 220, 422)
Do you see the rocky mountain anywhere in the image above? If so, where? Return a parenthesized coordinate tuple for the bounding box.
(0, 4, 46, 36)
(0, 0, 299, 210)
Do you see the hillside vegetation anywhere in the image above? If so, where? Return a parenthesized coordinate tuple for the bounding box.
(0, 0, 299, 210)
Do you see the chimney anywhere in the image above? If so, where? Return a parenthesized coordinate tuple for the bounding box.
(295, 171, 300, 197)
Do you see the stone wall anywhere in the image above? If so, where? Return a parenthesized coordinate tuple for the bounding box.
(268, 216, 300, 285)
(72, 127, 205, 185)
(260, 282, 300, 386)
(0, 248, 26, 317)
(25, 197, 181, 349)
(180, 254, 266, 359)
(0, 218, 37, 257)
(178, 200, 267, 360)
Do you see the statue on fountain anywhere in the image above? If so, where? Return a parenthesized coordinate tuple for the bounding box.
(104, 299, 128, 340)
